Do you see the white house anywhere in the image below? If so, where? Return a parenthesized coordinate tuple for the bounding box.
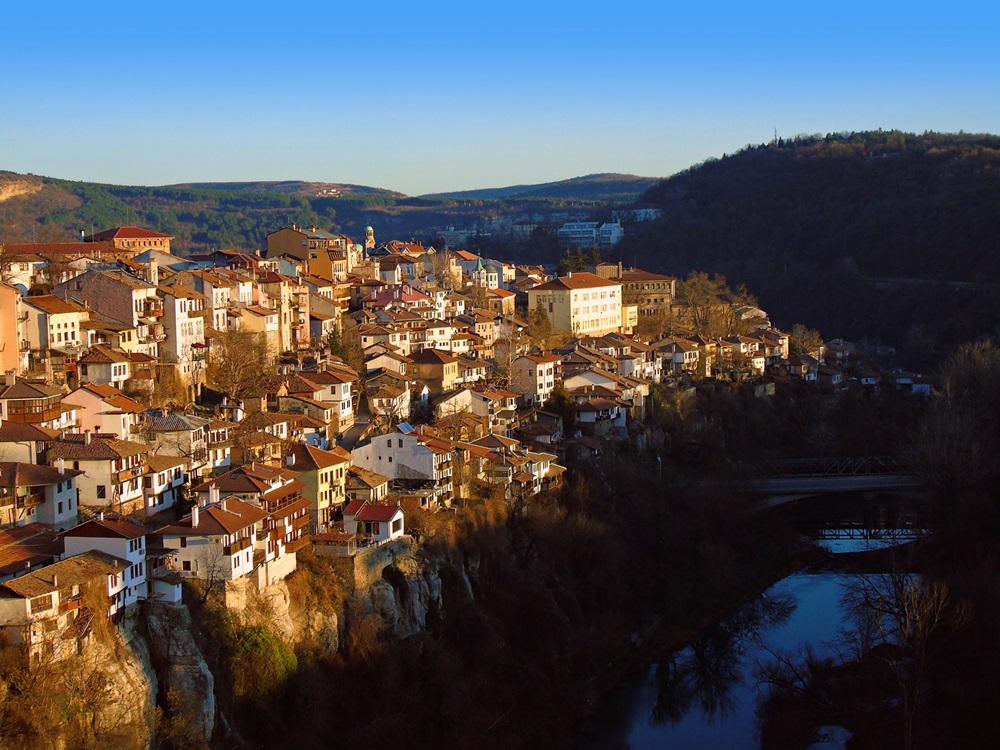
(351, 427, 454, 506)
(343, 499, 405, 544)
(510, 353, 562, 406)
(62, 515, 148, 609)
(0, 461, 84, 530)
(48, 432, 150, 516)
(154, 496, 269, 583)
(0, 550, 130, 662)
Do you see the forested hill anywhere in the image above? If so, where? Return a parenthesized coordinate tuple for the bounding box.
(0, 173, 653, 254)
(422, 173, 659, 202)
(620, 131, 1000, 366)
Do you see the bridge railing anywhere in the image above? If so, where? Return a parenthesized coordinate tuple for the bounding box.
(753, 456, 905, 477)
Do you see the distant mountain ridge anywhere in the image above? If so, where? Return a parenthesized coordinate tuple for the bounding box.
(0, 170, 653, 253)
(166, 180, 404, 199)
(421, 173, 661, 202)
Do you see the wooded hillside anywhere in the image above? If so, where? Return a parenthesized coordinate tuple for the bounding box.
(620, 131, 1000, 366)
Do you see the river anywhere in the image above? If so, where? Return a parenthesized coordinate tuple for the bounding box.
(577, 534, 901, 749)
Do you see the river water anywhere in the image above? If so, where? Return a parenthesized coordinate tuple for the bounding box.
(577, 533, 900, 749)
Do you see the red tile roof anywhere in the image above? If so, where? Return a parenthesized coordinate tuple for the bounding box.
(85, 226, 173, 241)
(355, 503, 403, 522)
(62, 516, 147, 540)
(530, 272, 621, 291)
(155, 497, 268, 537)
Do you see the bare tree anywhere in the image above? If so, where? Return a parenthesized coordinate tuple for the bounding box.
(195, 543, 232, 604)
(206, 329, 275, 402)
(843, 572, 971, 750)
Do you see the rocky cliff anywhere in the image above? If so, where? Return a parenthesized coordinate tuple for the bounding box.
(145, 602, 216, 744)
(361, 552, 443, 638)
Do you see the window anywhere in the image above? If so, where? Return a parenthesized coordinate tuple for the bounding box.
(180, 537, 187, 548)
(182, 560, 191, 571)
(97, 485, 106, 499)
(29, 594, 54, 614)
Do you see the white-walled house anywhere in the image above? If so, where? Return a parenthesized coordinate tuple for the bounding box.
(49, 433, 150, 516)
(343, 499, 405, 544)
(76, 344, 133, 388)
(0, 461, 84, 530)
(0, 550, 130, 662)
(144, 454, 189, 514)
(511, 353, 561, 406)
(350, 427, 454, 506)
(62, 515, 148, 610)
(154, 497, 268, 583)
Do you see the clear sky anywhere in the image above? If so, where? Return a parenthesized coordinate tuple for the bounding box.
(2, 1, 997, 195)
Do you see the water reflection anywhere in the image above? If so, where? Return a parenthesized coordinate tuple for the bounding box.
(577, 574, 850, 750)
(651, 591, 797, 726)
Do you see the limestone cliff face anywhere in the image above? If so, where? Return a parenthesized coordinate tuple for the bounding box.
(250, 580, 340, 656)
(0, 618, 156, 750)
(85, 625, 157, 749)
(145, 602, 216, 743)
(0, 176, 42, 203)
(362, 554, 443, 638)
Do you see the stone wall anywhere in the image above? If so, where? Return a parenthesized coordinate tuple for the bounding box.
(353, 536, 416, 588)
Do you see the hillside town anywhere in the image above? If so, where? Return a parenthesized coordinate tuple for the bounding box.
(0, 223, 912, 662)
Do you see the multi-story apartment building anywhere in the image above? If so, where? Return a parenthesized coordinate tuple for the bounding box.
(527, 272, 623, 337)
(158, 285, 207, 383)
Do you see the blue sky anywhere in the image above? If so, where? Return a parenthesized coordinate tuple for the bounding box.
(2, 1, 997, 195)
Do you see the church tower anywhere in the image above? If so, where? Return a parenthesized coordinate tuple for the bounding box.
(364, 226, 375, 251)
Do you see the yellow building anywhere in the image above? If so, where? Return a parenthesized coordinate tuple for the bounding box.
(527, 272, 623, 336)
(265, 225, 362, 281)
(409, 349, 459, 394)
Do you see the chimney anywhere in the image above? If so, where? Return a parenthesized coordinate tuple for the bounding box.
(84, 429, 92, 446)
(80, 230, 85, 242)
(287, 452, 295, 467)
(209, 485, 220, 506)
(58, 458, 65, 473)
(191, 504, 200, 527)
(567, 271, 572, 278)
(220, 497, 227, 512)
(98, 511, 104, 521)
(52, 574, 58, 587)
(149, 258, 159, 286)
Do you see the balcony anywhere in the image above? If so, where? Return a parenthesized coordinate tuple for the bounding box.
(58, 597, 84, 614)
(141, 302, 164, 319)
(117, 465, 146, 483)
(223, 535, 253, 556)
